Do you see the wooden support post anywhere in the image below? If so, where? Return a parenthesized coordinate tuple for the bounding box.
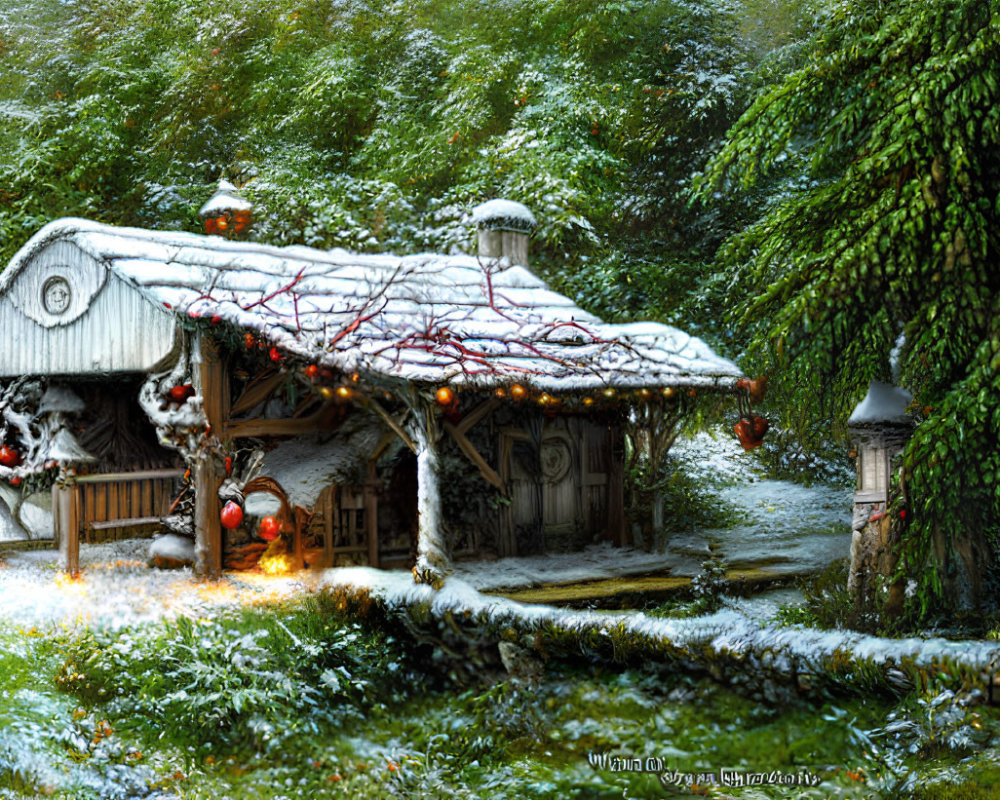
(323, 487, 335, 568)
(608, 426, 627, 546)
(412, 404, 450, 586)
(365, 460, 379, 569)
(193, 332, 227, 578)
(292, 507, 307, 571)
(54, 474, 81, 577)
(197, 332, 230, 433)
(193, 456, 223, 578)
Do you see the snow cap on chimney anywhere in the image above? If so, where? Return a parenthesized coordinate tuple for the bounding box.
(472, 199, 536, 267)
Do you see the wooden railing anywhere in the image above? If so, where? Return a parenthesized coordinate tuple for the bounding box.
(53, 468, 186, 576)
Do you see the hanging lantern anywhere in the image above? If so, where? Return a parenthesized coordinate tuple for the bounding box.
(199, 179, 253, 239)
(662, 387, 675, 398)
(304, 364, 319, 379)
(602, 387, 616, 398)
(748, 375, 768, 405)
(510, 384, 527, 400)
(220, 500, 244, 530)
(435, 386, 455, 406)
(494, 387, 507, 399)
(734, 415, 769, 451)
(336, 386, 352, 399)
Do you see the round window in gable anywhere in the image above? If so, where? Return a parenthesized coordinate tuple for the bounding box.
(42, 276, 72, 316)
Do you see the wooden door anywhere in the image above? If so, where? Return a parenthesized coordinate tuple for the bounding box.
(502, 415, 618, 555)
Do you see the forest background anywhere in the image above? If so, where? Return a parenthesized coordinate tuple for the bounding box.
(1, 0, 997, 615)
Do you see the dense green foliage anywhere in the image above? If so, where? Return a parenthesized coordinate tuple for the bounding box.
(701, 0, 1000, 608)
(56, 596, 411, 752)
(0, 0, 812, 328)
(0, 598, 990, 798)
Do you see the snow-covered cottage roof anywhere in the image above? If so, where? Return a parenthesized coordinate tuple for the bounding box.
(4, 218, 741, 391)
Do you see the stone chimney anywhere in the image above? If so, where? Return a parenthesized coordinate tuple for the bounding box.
(472, 199, 536, 267)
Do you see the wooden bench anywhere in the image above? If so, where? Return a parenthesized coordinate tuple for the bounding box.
(53, 468, 186, 575)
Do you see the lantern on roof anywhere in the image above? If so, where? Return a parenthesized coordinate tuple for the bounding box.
(199, 179, 252, 239)
(847, 380, 914, 504)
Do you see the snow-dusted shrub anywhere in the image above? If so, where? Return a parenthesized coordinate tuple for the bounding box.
(55, 596, 409, 752)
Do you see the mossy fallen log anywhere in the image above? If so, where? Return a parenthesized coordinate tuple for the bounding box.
(319, 567, 1000, 702)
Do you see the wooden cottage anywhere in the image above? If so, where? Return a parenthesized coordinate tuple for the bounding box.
(0, 210, 742, 582)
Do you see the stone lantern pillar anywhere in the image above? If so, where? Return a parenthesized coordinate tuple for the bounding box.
(846, 380, 914, 609)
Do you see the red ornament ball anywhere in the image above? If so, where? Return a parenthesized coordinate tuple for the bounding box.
(258, 516, 281, 541)
(0, 445, 19, 467)
(220, 501, 244, 530)
(167, 384, 195, 403)
(899, 509, 907, 520)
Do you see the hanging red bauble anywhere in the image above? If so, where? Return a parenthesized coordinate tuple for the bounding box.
(748, 376, 769, 405)
(167, 384, 195, 403)
(0, 445, 19, 467)
(258, 516, 281, 541)
(220, 500, 244, 530)
(734, 418, 761, 451)
(304, 364, 319, 379)
(751, 415, 769, 439)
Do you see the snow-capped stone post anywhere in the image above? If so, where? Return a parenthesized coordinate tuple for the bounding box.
(410, 398, 451, 587)
(847, 380, 914, 611)
(473, 199, 536, 267)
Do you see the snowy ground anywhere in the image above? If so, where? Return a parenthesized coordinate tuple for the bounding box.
(455, 431, 852, 590)
(0, 538, 310, 628)
(0, 429, 850, 627)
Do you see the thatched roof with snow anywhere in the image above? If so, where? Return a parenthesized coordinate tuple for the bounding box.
(4, 218, 741, 391)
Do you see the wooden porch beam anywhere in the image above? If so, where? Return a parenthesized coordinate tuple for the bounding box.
(443, 421, 507, 495)
(228, 369, 285, 418)
(364, 396, 417, 453)
(221, 401, 341, 438)
(454, 398, 500, 435)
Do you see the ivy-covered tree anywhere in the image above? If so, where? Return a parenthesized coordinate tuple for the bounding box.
(701, 0, 1000, 612)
